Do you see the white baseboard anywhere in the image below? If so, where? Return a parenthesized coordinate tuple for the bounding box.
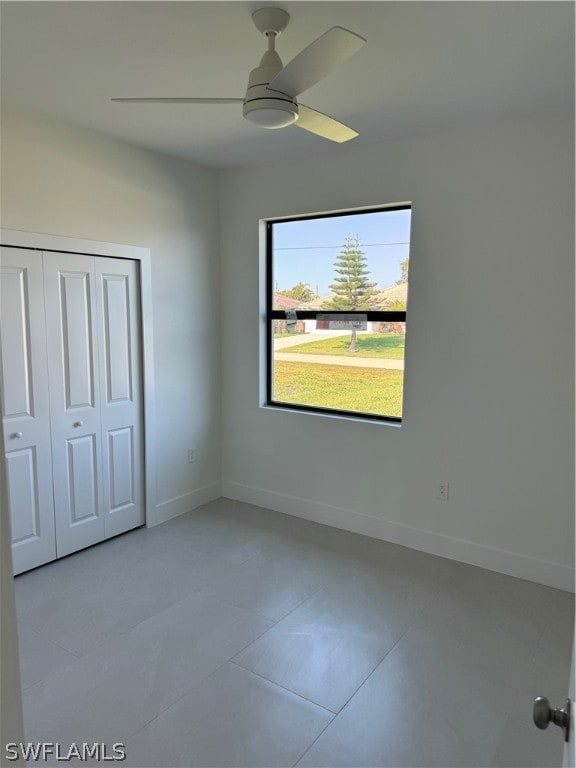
(222, 480, 574, 593)
(149, 482, 221, 527)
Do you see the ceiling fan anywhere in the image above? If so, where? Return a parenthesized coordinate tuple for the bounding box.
(112, 7, 366, 143)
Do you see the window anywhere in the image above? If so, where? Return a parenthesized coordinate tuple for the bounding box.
(265, 205, 411, 423)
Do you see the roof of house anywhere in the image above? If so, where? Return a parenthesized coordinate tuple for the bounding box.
(274, 284, 408, 312)
(298, 295, 334, 310)
(371, 283, 408, 309)
(273, 292, 308, 310)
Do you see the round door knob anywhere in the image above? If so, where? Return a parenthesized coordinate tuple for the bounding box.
(534, 697, 553, 730)
(73, 421, 84, 428)
(11, 432, 23, 438)
(533, 696, 571, 742)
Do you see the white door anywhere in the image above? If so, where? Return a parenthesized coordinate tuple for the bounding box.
(95, 258, 144, 538)
(0, 247, 57, 574)
(563, 647, 574, 768)
(44, 251, 106, 557)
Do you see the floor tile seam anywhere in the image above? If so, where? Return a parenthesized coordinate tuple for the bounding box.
(107, 620, 281, 750)
(113, 585, 276, 653)
(23, 579, 277, 688)
(320, 608, 424, 725)
(20, 642, 97, 696)
(200, 590, 277, 623)
(228, 659, 339, 716)
(231, 544, 269, 567)
(42, 537, 161, 588)
(229, 583, 328, 646)
(201, 577, 328, 624)
(120, 619, 310, 746)
(22, 678, 43, 693)
(262, 582, 329, 624)
(198, 590, 283, 630)
(20, 634, 81, 692)
(529, 611, 559, 670)
(26, 628, 84, 660)
(386, 611, 527, 767)
(39, 594, 199, 659)
(117, 677, 216, 747)
(289, 711, 342, 768)
(32, 584, 223, 661)
(133, 594, 281, 719)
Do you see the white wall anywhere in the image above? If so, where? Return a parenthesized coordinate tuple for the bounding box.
(1, 107, 221, 523)
(220, 111, 575, 591)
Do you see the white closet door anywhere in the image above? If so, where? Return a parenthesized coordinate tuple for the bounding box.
(95, 258, 144, 538)
(0, 247, 57, 574)
(44, 252, 105, 557)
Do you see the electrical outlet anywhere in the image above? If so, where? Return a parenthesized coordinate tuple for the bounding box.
(188, 448, 197, 464)
(437, 482, 449, 501)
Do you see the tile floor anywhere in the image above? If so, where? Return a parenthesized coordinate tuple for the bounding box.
(15, 498, 574, 767)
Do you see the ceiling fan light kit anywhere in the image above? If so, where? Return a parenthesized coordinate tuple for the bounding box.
(112, 7, 365, 143)
(243, 98, 298, 129)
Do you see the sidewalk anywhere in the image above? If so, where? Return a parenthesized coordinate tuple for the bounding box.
(274, 352, 404, 370)
(274, 332, 348, 350)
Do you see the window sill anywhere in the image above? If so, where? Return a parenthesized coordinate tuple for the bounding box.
(261, 402, 402, 427)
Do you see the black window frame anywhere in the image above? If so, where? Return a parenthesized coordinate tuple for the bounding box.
(265, 204, 410, 424)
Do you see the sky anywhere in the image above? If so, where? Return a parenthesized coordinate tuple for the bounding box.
(272, 208, 411, 297)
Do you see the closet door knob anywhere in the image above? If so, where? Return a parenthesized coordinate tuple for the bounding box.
(73, 421, 84, 428)
(11, 432, 23, 438)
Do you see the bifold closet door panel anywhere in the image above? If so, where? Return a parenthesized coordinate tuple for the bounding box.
(95, 258, 144, 538)
(43, 252, 105, 557)
(0, 247, 57, 574)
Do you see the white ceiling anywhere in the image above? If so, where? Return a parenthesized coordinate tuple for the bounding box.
(2, 1, 574, 169)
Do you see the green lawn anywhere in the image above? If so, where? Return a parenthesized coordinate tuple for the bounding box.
(276, 333, 405, 359)
(273, 360, 403, 418)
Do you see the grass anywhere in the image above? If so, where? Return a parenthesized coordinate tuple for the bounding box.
(276, 333, 405, 359)
(273, 360, 403, 418)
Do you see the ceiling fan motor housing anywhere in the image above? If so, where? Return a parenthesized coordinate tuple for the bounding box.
(243, 65, 298, 129)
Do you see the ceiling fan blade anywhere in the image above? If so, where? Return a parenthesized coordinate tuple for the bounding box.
(269, 26, 365, 98)
(296, 105, 358, 143)
(111, 98, 244, 104)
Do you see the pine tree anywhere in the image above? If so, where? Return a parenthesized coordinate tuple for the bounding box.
(323, 236, 377, 351)
(395, 258, 409, 285)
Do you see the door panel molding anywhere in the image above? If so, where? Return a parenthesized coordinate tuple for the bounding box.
(58, 270, 96, 411)
(1, 267, 34, 420)
(6, 447, 40, 543)
(66, 434, 99, 525)
(101, 274, 133, 404)
(108, 426, 135, 512)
